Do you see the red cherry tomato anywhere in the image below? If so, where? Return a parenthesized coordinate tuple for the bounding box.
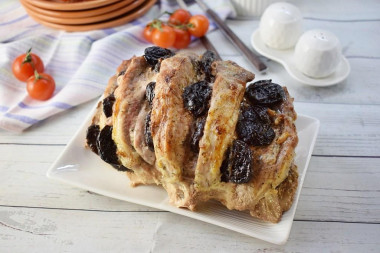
(26, 72, 55, 101)
(188, 15, 209, 37)
(143, 24, 155, 43)
(152, 25, 176, 48)
(173, 28, 191, 49)
(169, 9, 192, 25)
(12, 48, 44, 82)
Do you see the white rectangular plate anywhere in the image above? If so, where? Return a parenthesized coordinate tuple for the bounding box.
(47, 102, 320, 245)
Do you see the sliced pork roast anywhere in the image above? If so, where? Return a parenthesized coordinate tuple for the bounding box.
(86, 47, 298, 222)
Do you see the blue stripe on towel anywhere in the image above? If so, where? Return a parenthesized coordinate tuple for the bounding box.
(0, 105, 9, 112)
(0, 14, 28, 26)
(4, 113, 40, 124)
(18, 102, 73, 110)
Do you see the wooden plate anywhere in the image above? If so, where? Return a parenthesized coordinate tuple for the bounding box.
(21, 0, 146, 25)
(23, 0, 156, 32)
(21, 0, 135, 19)
(26, 0, 121, 11)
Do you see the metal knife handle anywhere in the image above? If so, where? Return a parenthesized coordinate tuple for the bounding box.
(200, 36, 222, 60)
(195, 0, 267, 71)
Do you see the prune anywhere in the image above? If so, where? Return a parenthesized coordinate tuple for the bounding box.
(190, 116, 206, 152)
(103, 94, 115, 118)
(112, 164, 132, 172)
(238, 122, 275, 146)
(183, 81, 212, 117)
(245, 79, 285, 106)
(144, 111, 154, 151)
(86, 124, 100, 154)
(220, 156, 230, 183)
(96, 125, 119, 165)
(118, 70, 126, 77)
(240, 103, 271, 125)
(144, 46, 174, 67)
(236, 103, 275, 146)
(200, 50, 216, 82)
(220, 140, 253, 184)
(145, 82, 156, 105)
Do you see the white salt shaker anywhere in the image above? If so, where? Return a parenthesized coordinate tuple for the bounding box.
(294, 29, 342, 78)
(259, 2, 303, 50)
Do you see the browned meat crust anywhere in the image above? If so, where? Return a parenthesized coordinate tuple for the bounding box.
(194, 60, 255, 192)
(194, 87, 298, 222)
(112, 56, 161, 186)
(86, 50, 299, 223)
(250, 164, 298, 222)
(151, 53, 200, 209)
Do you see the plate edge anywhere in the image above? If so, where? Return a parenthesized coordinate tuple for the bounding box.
(46, 97, 320, 245)
(46, 97, 101, 178)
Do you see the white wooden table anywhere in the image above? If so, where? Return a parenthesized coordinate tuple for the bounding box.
(1, 0, 380, 252)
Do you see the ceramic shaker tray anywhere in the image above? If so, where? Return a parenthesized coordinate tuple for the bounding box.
(251, 29, 350, 87)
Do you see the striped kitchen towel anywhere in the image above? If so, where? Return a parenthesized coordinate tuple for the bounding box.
(0, 0, 236, 132)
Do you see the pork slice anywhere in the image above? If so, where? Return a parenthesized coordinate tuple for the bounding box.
(89, 59, 132, 128)
(194, 60, 255, 191)
(196, 85, 298, 222)
(151, 53, 199, 181)
(250, 164, 298, 222)
(113, 56, 160, 185)
(133, 102, 155, 165)
(278, 164, 298, 212)
(151, 53, 199, 208)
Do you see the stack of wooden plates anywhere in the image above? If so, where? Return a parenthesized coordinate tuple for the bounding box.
(20, 0, 156, 32)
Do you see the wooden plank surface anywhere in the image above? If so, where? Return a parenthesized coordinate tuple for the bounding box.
(1, 145, 379, 223)
(1, 0, 380, 251)
(1, 206, 379, 253)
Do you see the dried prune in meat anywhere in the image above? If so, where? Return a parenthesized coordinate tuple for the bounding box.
(118, 70, 126, 77)
(260, 127, 275, 145)
(245, 79, 285, 106)
(236, 105, 275, 146)
(220, 140, 253, 184)
(237, 121, 275, 146)
(93, 125, 131, 171)
(236, 103, 275, 146)
(144, 111, 154, 151)
(238, 102, 268, 124)
(144, 46, 174, 67)
(230, 140, 253, 183)
(103, 94, 115, 118)
(86, 124, 100, 154)
(183, 81, 212, 117)
(253, 105, 271, 125)
(240, 103, 271, 125)
(220, 153, 230, 183)
(190, 116, 206, 152)
(113, 164, 133, 172)
(96, 125, 119, 165)
(200, 50, 216, 82)
(145, 82, 156, 105)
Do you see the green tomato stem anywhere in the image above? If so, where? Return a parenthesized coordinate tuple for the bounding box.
(23, 48, 36, 70)
(34, 70, 41, 82)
